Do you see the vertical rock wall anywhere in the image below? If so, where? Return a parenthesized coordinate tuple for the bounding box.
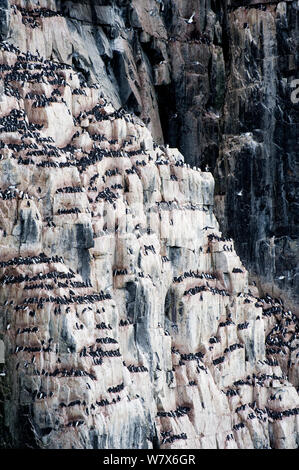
(215, 1, 299, 311)
(0, 0, 297, 308)
(0, 0, 298, 449)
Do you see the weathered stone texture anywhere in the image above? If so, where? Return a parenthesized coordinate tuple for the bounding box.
(0, 0, 298, 450)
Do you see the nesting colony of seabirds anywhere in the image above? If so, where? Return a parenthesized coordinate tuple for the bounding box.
(0, 1, 298, 450)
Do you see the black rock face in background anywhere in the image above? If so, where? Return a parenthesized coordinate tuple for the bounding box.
(0, 0, 10, 41)
(215, 0, 298, 309)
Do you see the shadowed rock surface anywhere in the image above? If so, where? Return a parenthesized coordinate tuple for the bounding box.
(0, 0, 298, 449)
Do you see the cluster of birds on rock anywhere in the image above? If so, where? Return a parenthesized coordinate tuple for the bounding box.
(0, 8, 298, 447)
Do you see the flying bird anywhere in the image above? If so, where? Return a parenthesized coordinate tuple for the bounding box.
(182, 12, 196, 24)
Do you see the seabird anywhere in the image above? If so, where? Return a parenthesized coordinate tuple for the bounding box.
(182, 12, 195, 24)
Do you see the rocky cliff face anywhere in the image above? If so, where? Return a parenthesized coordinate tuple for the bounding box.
(215, 0, 298, 313)
(0, 0, 298, 449)
(1, 0, 297, 309)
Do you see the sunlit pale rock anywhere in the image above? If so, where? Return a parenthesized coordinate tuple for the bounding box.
(0, 0, 298, 451)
